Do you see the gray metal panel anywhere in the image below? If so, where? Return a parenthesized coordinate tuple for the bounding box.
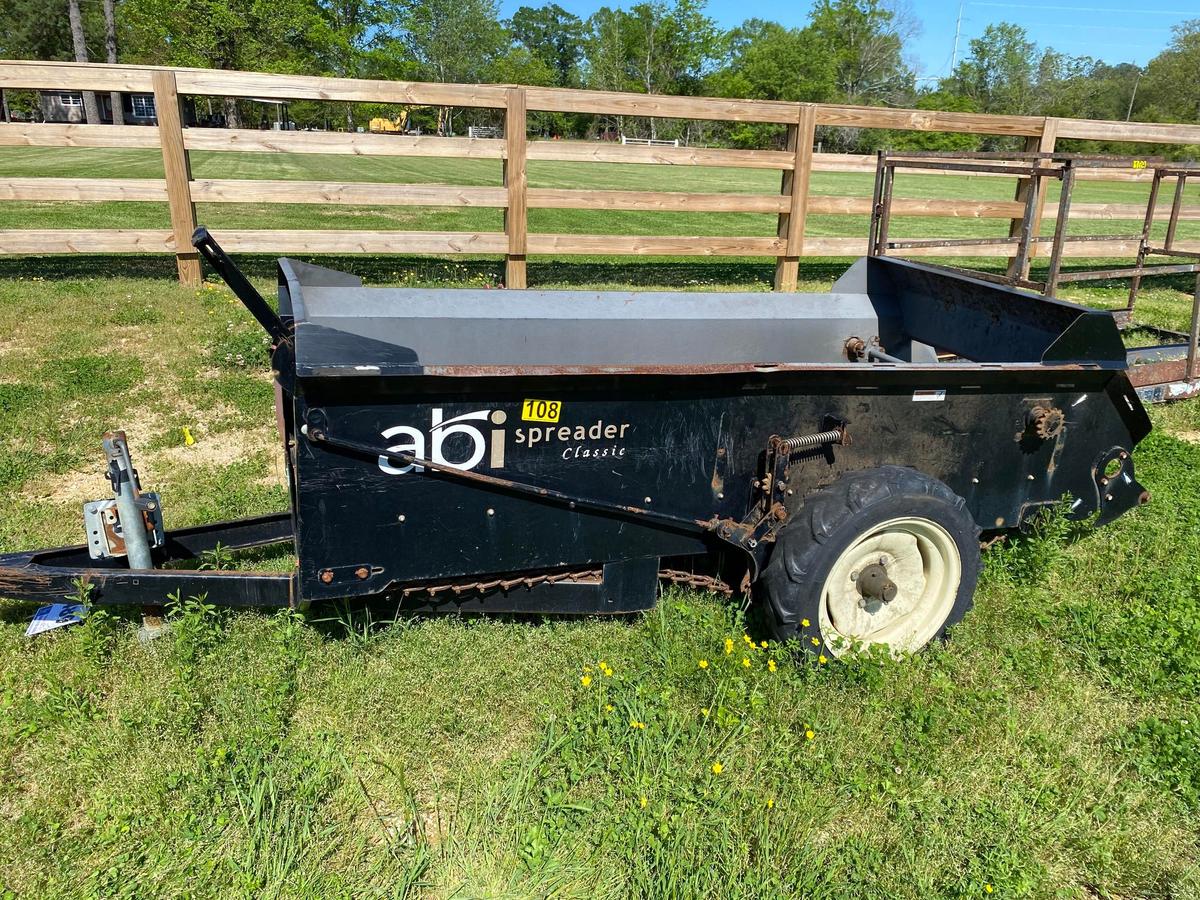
(289, 281, 889, 372)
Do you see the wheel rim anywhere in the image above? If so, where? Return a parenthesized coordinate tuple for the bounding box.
(818, 516, 962, 656)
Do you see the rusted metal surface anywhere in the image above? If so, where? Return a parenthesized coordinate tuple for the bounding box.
(1057, 264, 1200, 283)
(1027, 405, 1066, 440)
(396, 566, 733, 600)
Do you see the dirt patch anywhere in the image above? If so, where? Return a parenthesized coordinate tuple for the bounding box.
(1173, 430, 1200, 444)
(154, 425, 287, 490)
(19, 424, 283, 507)
(18, 465, 108, 506)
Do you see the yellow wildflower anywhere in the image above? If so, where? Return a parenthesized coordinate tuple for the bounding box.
(701, 707, 710, 717)
(810, 637, 819, 646)
(766, 798, 775, 809)
(768, 659, 777, 673)
(984, 887, 993, 895)
(801, 618, 810, 628)
(724, 638, 734, 655)
(805, 729, 815, 741)
(743, 634, 753, 646)
(629, 719, 645, 730)
(818, 654, 827, 664)
(742, 657, 751, 668)
(711, 762, 723, 775)
(580, 674, 592, 687)
(698, 659, 709, 669)
(182, 426, 195, 447)
(639, 795, 648, 809)
(760, 640, 768, 649)
(605, 704, 614, 712)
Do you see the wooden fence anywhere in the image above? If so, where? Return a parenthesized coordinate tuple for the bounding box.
(1, 59, 1199, 288)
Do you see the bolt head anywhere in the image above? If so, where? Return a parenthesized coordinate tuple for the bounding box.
(319, 569, 333, 584)
(487, 508, 495, 516)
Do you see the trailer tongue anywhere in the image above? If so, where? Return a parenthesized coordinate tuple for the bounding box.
(0, 229, 1152, 656)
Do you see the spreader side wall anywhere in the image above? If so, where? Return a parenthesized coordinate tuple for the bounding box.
(291, 367, 1146, 604)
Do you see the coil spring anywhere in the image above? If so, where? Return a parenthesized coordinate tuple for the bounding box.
(778, 428, 845, 453)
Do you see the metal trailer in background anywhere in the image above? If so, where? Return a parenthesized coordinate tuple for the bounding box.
(0, 228, 1153, 657)
(868, 151, 1200, 404)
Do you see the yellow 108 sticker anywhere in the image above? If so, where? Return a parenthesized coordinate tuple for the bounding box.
(522, 399, 562, 422)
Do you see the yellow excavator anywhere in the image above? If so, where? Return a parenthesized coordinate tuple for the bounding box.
(369, 108, 412, 134)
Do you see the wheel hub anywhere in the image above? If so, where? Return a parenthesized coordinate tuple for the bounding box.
(819, 517, 962, 656)
(855, 561, 898, 604)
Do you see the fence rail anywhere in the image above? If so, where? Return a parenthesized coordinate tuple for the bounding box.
(1, 60, 1199, 287)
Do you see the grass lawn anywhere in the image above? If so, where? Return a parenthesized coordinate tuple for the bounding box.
(0, 146, 1198, 244)
(1, 149, 1200, 898)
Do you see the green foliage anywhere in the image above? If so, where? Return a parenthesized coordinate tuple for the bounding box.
(1139, 20, 1200, 128)
(1122, 717, 1200, 811)
(947, 22, 1037, 116)
(121, 0, 320, 72)
(807, 0, 913, 104)
(889, 92, 983, 152)
(710, 19, 836, 104)
(391, 0, 506, 83)
(509, 2, 586, 87)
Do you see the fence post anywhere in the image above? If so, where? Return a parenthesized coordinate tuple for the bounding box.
(1006, 116, 1059, 281)
(773, 103, 817, 291)
(152, 70, 200, 286)
(504, 87, 528, 289)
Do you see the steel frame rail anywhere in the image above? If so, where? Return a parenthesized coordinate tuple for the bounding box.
(868, 151, 1200, 388)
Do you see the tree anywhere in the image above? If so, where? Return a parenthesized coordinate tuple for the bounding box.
(583, 6, 629, 92)
(622, 0, 721, 99)
(392, 0, 505, 132)
(508, 4, 584, 87)
(1138, 19, 1200, 125)
(807, 0, 915, 104)
(947, 22, 1036, 115)
(710, 19, 834, 102)
(309, 0, 392, 129)
(103, 0, 121, 123)
(0, 0, 104, 120)
(0, 0, 85, 61)
(583, 0, 721, 138)
(395, 0, 505, 84)
(121, 0, 322, 127)
(67, 0, 102, 123)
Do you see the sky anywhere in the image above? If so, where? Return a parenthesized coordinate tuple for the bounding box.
(494, 0, 1196, 80)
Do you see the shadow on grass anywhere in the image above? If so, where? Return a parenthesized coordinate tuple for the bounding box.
(0, 253, 784, 288)
(3, 252, 1194, 296)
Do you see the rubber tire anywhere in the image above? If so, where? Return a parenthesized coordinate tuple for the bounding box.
(758, 466, 981, 656)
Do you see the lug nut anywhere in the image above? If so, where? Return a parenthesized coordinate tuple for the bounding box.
(319, 569, 334, 584)
(355, 567, 369, 580)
